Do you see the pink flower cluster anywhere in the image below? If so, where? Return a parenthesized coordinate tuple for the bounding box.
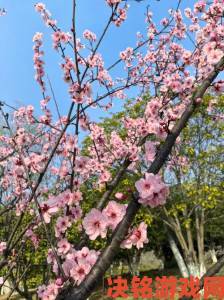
(114, 7, 128, 27)
(52, 31, 72, 49)
(203, 42, 224, 65)
(35, 2, 56, 27)
(33, 32, 45, 92)
(106, 0, 128, 26)
(145, 141, 157, 162)
(41, 246, 100, 299)
(68, 82, 92, 104)
(87, 53, 104, 69)
(194, 0, 206, 13)
(14, 105, 34, 124)
(120, 47, 134, 67)
(121, 222, 149, 250)
(41, 189, 82, 224)
(83, 201, 127, 240)
(135, 173, 169, 208)
(37, 281, 62, 300)
(83, 30, 97, 42)
(62, 247, 99, 285)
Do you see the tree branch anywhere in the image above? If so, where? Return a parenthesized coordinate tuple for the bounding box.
(57, 56, 224, 300)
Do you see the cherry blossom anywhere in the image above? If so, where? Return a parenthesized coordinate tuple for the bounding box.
(135, 173, 169, 207)
(115, 192, 126, 200)
(70, 260, 91, 286)
(0, 0, 223, 298)
(0, 242, 6, 254)
(121, 222, 149, 250)
(57, 239, 71, 256)
(145, 141, 157, 162)
(62, 247, 100, 285)
(103, 201, 127, 230)
(33, 32, 45, 92)
(55, 216, 71, 238)
(82, 209, 108, 240)
(37, 282, 61, 300)
(83, 30, 97, 42)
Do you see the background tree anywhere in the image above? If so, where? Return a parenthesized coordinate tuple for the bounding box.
(163, 94, 224, 278)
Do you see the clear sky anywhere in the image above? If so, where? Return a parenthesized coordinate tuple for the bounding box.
(0, 0, 194, 119)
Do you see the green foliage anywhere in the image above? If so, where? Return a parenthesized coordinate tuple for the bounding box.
(165, 94, 224, 244)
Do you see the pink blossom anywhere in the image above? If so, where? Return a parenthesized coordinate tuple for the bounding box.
(57, 239, 71, 255)
(52, 31, 71, 48)
(33, 32, 43, 42)
(33, 31, 46, 92)
(75, 157, 89, 173)
(76, 247, 90, 260)
(62, 256, 76, 277)
(35, 3, 45, 12)
(70, 259, 91, 285)
(47, 249, 55, 264)
(72, 190, 83, 204)
(85, 250, 99, 266)
(99, 170, 112, 183)
(135, 173, 169, 208)
(75, 247, 99, 266)
(120, 234, 133, 249)
(121, 222, 148, 250)
(82, 208, 108, 240)
(145, 141, 156, 162)
(60, 190, 73, 206)
(55, 216, 71, 237)
(207, 49, 223, 65)
(60, 32, 71, 44)
(103, 201, 126, 230)
(135, 173, 158, 199)
(114, 7, 128, 26)
(70, 206, 82, 220)
(40, 200, 59, 224)
(115, 192, 125, 200)
(0, 242, 6, 254)
(83, 30, 97, 42)
(37, 282, 59, 300)
(194, 1, 206, 13)
(131, 222, 149, 249)
(120, 47, 134, 67)
(35, 3, 56, 27)
(145, 186, 169, 208)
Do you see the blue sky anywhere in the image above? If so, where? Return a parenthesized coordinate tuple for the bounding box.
(0, 0, 194, 119)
